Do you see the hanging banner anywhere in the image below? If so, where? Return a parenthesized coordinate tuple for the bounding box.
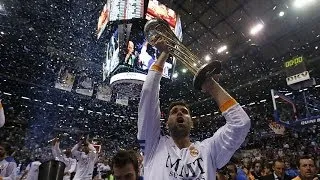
(75, 73, 94, 96)
(54, 66, 75, 92)
(96, 83, 112, 102)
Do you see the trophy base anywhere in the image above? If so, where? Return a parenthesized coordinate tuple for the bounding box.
(193, 60, 222, 90)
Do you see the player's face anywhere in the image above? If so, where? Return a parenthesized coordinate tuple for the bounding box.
(65, 148, 72, 157)
(167, 105, 192, 138)
(0, 146, 6, 158)
(82, 146, 90, 154)
(113, 163, 137, 180)
(273, 161, 285, 177)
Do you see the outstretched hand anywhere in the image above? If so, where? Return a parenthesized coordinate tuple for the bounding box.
(201, 74, 221, 93)
(52, 137, 59, 146)
(150, 35, 169, 53)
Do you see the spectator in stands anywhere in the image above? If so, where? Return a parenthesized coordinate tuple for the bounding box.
(0, 142, 16, 180)
(262, 162, 273, 176)
(231, 156, 248, 180)
(111, 150, 142, 180)
(229, 162, 247, 180)
(293, 156, 318, 180)
(284, 160, 299, 178)
(242, 157, 254, 180)
(253, 160, 263, 179)
(261, 159, 291, 180)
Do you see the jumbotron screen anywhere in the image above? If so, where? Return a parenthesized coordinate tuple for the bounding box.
(102, 19, 174, 81)
(97, 0, 145, 39)
(146, 0, 177, 29)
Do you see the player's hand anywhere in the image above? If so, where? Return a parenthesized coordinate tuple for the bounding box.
(52, 137, 59, 145)
(150, 35, 169, 53)
(201, 74, 221, 93)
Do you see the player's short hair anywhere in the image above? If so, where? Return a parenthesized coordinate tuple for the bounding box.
(0, 142, 12, 155)
(112, 150, 139, 177)
(167, 101, 191, 120)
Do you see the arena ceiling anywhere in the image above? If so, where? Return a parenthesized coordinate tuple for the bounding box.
(0, 0, 320, 117)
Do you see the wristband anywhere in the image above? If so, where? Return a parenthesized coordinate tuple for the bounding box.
(150, 64, 163, 73)
(219, 98, 237, 112)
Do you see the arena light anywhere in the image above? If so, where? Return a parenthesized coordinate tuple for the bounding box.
(279, 11, 285, 17)
(204, 55, 211, 61)
(172, 72, 178, 78)
(46, 102, 53, 105)
(285, 92, 293, 96)
(217, 45, 227, 54)
(293, 0, 316, 8)
(315, 84, 320, 88)
(21, 96, 30, 100)
(57, 104, 64, 107)
(182, 68, 187, 73)
(260, 99, 266, 103)
(250, 23, 264, 35)
(214, 111, 219, 115)
(3, 92, 11, 96)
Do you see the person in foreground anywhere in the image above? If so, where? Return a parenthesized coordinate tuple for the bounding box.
(112, 150, 143, 180)
(137, 37, 251, 179)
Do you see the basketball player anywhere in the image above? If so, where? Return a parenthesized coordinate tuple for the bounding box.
(137, 37, 251, 179)
(71, 138, 98, 180)
(51, 138, 77, 180)
(20, 158, 41, 180)
(112, 150, 143, 180)
(0, 142, 16, 180)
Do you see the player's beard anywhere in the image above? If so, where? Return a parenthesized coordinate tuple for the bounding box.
(169, 124, 190, 139)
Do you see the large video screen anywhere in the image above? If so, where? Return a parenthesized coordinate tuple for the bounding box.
(103, 29, 120, 81)
(146, 0, 177, 29)
(121, 22, 173, 78)
(103, 20, 174, 80)
(97, 0, 145, 39)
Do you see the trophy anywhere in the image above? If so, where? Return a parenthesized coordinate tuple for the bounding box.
(144, 18, 221, 90)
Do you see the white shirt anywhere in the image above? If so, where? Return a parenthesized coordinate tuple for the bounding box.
(0, 101, 5, 128)
(137, 70, 251, 180)
(26, 161, 41, 180)
(52, 142, 77, 180)
(71, 144, 97, 180)
(0, 158, 17, 180)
